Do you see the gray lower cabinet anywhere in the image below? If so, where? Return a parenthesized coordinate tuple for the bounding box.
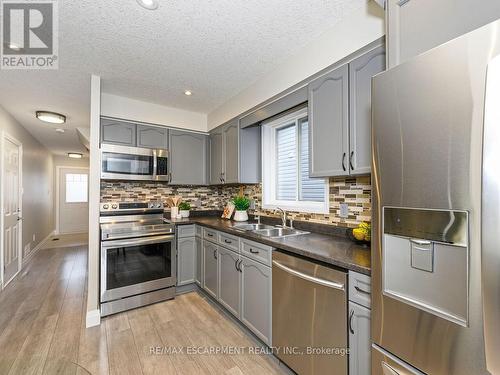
(349, 301, 371, 375)
(240, 256, 272, 345)
(348, 46, 386, 175)
(101, 118, 137, 146)
(137, 124, 168, 149)
(386, 0, 500, 68)
(203, 240, 218, 299)
(177, 237, 196, 286)
(217, 247, 241, 317)
(195, 236, 202, 286)
(169, 130, 208, 185)
(209, 129, 224, 184)
(222, 120, 239, 184)
(308, 64, 349, 177)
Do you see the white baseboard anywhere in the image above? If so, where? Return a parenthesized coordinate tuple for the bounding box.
(86, 309, 101, 328)
(22, 230, 55, 267)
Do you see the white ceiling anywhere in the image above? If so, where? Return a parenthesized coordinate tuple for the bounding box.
(0, 0, 366, 155)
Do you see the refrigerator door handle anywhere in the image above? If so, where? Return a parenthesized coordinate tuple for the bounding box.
(481, 54, 500, 375)
(382, 362, 401, 375)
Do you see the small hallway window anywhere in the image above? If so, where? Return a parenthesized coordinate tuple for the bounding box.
(65, 173, 88, 203)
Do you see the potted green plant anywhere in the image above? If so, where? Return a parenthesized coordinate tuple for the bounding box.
(232, 196, 250, 221)
(179, 202, 191, 218)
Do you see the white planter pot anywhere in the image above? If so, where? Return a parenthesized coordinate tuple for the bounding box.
(180, 210, 190, 218)
(233, 210, 248, 222)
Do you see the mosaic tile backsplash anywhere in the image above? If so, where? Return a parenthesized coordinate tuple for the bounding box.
(100, 176, 371, 228)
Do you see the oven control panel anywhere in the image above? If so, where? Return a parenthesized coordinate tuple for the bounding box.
(100, 201, 164, 213)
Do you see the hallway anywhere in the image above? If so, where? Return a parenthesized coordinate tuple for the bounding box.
(0, 244, 285, 375)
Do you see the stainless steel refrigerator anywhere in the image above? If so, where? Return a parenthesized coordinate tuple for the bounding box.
(371, 19, 500, 375)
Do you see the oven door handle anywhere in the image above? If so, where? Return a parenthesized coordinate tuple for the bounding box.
(101, 234, 175, 249)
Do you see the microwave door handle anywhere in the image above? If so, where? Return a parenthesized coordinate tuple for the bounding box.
(152, 149, 158, 178)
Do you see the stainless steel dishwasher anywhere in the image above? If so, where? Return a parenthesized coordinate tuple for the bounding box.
(272, 251, 347, 375)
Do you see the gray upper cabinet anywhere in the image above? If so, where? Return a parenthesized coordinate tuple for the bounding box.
(240, 256, 272, 345)
(209, 120, 261, 185)
(349, 301, 371, 375)
(222, 120, 239, 184)
(348, 46, 386, 175)
(218, 247, 241, 317)
(169, 130, 208, 185)
(137, 125, 168, 149)
(308, 64, 349, 177)
(386, 0, 500, 68)
(203, 240, 218, 299)
(101, 118, 136, 146)
(209, 129, 224, 185)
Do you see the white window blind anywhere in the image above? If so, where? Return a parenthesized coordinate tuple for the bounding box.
(299, 119, 325, 202)
(276, 124, 297, 200)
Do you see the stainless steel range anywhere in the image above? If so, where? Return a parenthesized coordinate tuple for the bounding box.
(100, 201, 176, 316)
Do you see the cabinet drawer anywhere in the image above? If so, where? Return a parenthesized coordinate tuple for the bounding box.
(240, 239, 273, 266)
(349, 271, 371, 309)
(177, 224, 196, 238)
(218, 232, 240, 252)
(195, 225, 202, 238)
(203, 228, 218, 243)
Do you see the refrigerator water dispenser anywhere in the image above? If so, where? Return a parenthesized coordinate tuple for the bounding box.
(382, 207, 469, 326)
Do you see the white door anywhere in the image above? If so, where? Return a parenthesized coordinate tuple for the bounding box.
(3, 137, 22, 286)
(58, 168, 89, 234)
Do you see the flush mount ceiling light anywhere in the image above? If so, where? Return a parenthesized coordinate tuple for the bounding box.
(184, 90, 192, 96)
(68, 153, 83, 159)
(36, 111, 66, 124)
(137, 0, 158, 10)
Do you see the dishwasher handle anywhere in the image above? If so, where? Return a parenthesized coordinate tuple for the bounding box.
(272, 260, 345, 291)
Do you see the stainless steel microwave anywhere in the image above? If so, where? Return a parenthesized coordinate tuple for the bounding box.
(101, 144, 169, 181)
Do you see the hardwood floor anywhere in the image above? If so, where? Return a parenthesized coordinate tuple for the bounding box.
(0, 244, 287, 375)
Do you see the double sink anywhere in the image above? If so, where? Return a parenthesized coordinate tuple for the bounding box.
(232, 223, 309, 238)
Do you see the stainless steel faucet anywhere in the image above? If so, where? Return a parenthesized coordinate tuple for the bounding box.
(276, 207, 287, 227)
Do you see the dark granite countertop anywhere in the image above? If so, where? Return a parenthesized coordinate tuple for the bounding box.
(167, 216, 371, 275)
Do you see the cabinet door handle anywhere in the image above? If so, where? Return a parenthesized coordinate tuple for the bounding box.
(342, 153, 346, 171)
(224, 239, 232, 244)
(355, 286, 370, 295)
(207, 233, 214, 237)
(349, 309, 355, 334)
(249, 248, 259, 254)
(349, 151, 354, 171)
(213, 249, 217, 259)
(237, 259, 242, 272)
(234, 259, 240, 272)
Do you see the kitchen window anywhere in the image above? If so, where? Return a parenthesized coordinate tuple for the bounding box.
(261, 107, 329, 213)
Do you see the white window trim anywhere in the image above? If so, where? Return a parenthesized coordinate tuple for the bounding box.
(261, 108, 329, 214)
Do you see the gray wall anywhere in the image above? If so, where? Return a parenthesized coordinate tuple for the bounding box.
(0, 105, 54, 259)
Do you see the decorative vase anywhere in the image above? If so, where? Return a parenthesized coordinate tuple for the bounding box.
(233, 210, 248, 222)
(171, 207, 179, 218)
(180, 210, 190, 218)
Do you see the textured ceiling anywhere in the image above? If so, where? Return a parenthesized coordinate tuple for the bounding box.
(0, 0, 366, 155)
